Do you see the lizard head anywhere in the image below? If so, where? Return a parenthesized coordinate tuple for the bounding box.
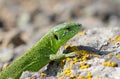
(51, 22, 82, 50)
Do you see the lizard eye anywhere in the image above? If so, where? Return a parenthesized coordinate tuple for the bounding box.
(53, 34, 59, 40)
(65, 27, 71, 31)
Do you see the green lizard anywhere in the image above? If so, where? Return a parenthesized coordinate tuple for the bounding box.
(0, 22, 82, 79)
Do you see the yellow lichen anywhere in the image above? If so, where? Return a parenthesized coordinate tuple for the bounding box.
(76, 50, 98, 57)
(70, 46, 79, 51)
(62, 68, 71, 76)
(59, 46, 100, 79)
(80, 63, 90, 69)
(108, 35, 120, 44)
(116, 55, 120, 59)
(96, 76, 100, 79)
(107, 53, 114, 57)
(64, 45, 70, 49)
(64, 46, 79, 53)
(78, 31, 86, 35)
(66, 57, 72, 62)
(40, 72, 46, 77)
(76, 72, 92, 79)
(86, 72, 92, 78)
(103, 61, 117, 67)
(58, 77, 63, 79)
(80, 55, 89, 62)
(60, 59, 66, 67)
(77, 75, 86, 79)
(108, 38, 116, 43)
(114, 35, 120, 41)
(69, 61, 75, 68)
(73, 57, 79, 63)
(70, 74, 76, 79)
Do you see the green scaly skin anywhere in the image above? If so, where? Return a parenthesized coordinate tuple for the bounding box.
(0, 22, 82, 79)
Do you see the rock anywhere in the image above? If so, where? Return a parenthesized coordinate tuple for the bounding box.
(0, 48, 14, 62)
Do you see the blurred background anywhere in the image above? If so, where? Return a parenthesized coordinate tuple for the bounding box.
(0, 0, 120, 71)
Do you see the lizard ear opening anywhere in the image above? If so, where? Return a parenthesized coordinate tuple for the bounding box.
(53, 34, 59, 40)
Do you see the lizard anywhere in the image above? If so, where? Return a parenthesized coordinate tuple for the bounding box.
(0, 22, 82, 79)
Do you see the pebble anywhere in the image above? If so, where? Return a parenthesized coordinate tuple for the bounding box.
(0, 48, 14, 62)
